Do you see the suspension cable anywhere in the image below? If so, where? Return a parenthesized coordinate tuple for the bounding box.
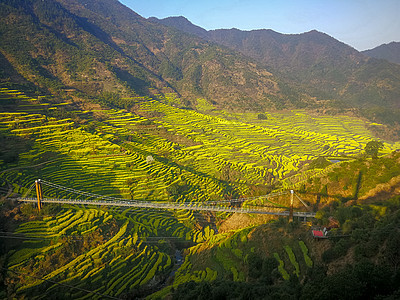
(38, 179, 289, 208)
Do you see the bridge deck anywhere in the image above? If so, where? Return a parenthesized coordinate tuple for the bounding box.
(17, 197, 316, 218)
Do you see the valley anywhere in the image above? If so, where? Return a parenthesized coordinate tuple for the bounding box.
(1, 86, 399, 299)
(1, 0, 400, 299)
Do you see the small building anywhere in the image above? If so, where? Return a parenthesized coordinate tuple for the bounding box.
(312, 227, 329, 239)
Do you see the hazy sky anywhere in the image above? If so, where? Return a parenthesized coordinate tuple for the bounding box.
(120, 0, 400, 51)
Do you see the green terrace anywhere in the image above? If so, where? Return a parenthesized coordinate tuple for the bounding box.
(2, 88, 399, 205)
(1, 88, 400, 299)
(7, 206, 182, 299)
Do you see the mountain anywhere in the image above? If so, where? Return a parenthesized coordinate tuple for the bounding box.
(1, 0, 400, 126)
(363, 41, 400, 64)
(150, 17, 400, 126)
(0, 0, 165, 96)
(0, 0, 298, 111)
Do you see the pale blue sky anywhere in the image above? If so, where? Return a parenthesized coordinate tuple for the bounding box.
(119, 0, 400, 51)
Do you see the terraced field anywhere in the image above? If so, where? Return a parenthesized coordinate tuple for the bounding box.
(135, 95, 398, 190)
(1, 88, 399, 298)
(166, 225, 314, 295)
(7, 206, 189, 298)
(2, 88, 398, 202)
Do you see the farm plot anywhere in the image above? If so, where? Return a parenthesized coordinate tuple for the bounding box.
(0, 88, 71, 113)
(8, 205, 209, 299)
(2, 88, 398, 203)
(136, 98, 398, 186)
(171, 229, 314, 291)
(172, 226, 254, 288)
(273, 241, 314, 280)
(1, 96, 243, 212)
(93, 109, 241, 202)
(8, 206, 222, 299)
(1, 88, 399, 298)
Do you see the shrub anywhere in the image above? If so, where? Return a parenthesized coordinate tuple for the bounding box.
(273, 253, 290, 280)
(257, 113, 268, 120)
(284, 245, 300, 277)
(299, 241, 313, 267)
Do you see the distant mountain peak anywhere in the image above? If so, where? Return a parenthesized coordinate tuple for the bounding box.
(363, 41, 400, 64)
(157, 16, 189, 23)
(148, 16, 209, 39)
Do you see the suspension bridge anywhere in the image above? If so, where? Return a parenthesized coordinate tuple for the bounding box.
(15, 179, 316, 219)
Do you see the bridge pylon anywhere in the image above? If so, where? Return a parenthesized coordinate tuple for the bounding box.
(289, 190, 294, 222)
(35, 179, 43, 212)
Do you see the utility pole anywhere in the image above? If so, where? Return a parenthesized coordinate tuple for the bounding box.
(35, 179, 43, 212)
(289, 190, 294, 222)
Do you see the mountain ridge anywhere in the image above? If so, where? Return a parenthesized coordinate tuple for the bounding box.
(0, 1, 399, 128)
(150, 16, 400, 127)
(363, 41, 400, 64)
(0, 0, 300, 111)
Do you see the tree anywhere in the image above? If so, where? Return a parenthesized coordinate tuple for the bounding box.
(309, 157, 331, 169)
(364, 141, 384, 158)
(257, 113, 268, 120)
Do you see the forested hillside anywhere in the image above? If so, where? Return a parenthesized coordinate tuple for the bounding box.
(0, 0, 302, 112)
